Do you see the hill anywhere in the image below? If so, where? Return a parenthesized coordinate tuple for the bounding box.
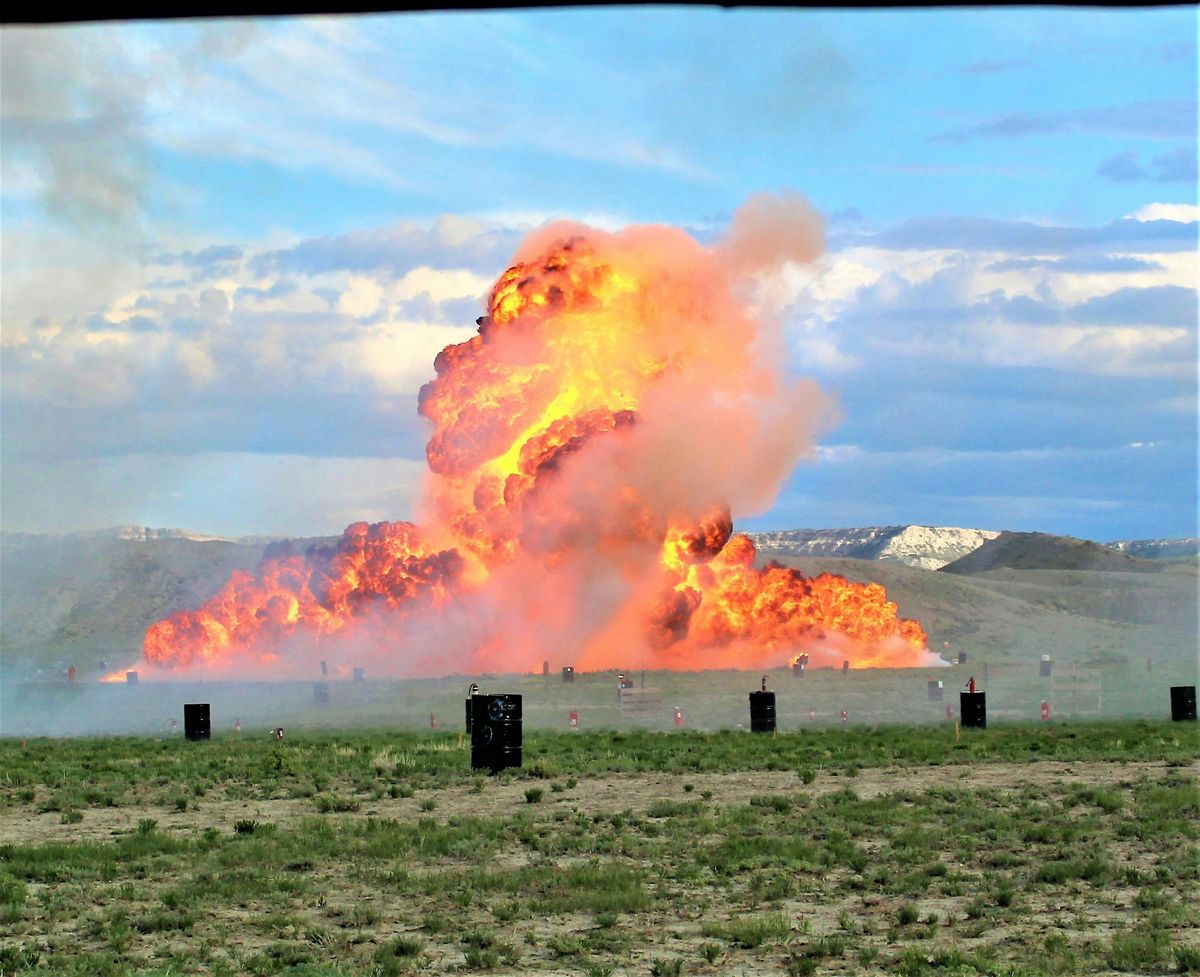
(938, 531, 1164, 575)
(0, 533, 265, 674)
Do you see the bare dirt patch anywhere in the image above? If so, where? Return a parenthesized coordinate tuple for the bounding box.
(4, 758, 1189, 848)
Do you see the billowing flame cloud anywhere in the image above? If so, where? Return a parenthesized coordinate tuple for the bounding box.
(142, 193, 931, 677)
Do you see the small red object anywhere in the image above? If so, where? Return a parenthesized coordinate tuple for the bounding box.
(1041, 700, 1050, 721)
(673, 707, 684, 728)
(430, 712, 437, 729)
(840, 707, 848, 723)
(807, 709, 817, 722)
(569, 710, 579, 730)
(967, 676, 977, 694)
(234, 718, 241, 731)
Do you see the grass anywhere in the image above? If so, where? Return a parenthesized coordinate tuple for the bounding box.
(0, 719, 1195, 975)
(703, 911, 793, 947)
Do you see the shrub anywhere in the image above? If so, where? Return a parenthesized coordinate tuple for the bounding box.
(463, 947, 499, 970)
(705, 912, 792, 948)
(1176, 943, 1200, 972)
(0, 876, 28, 907)
(374, 934, 423, 963)
(1109, 928, 1168, 970)
(314, 793, 360, 813)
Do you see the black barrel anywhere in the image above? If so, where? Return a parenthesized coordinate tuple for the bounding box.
(927, 679, 943, 702)
(960, 691, 986, 729)
(562, 666, 575, 683)
(470, 694, 522, 772)
(126, 671, 139, 685)
(1170, 685, 1196, 722)
(1039, 655, 1052, 677)
(313, 682, 329, 704)
(184, 702, 211, 741)
(352, 667, 365, 682)
(958, 651, 968, 664)
(749, 690, 776, 733)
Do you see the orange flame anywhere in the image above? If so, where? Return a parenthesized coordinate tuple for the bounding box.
(100, 669, 130, 684)
(142, 199, 929, 677)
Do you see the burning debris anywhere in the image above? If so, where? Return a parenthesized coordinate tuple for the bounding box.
(140, 195, 930, 678)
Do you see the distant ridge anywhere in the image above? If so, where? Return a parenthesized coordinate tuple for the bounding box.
(939, 531, 1164, 575)
(2, 525, 287, 546)
(2, 525, 1193, 569)
(747, 525, 1000, 571)
(1106, 537, 1199, 561)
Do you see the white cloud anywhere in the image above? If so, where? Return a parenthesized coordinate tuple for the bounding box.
(391, 267, 491, 305)
(774, 231, 1198, 380)
(978, 323, 1192, 377)
(1039, 251, 1197, 306)
(1126, 202, 1200, 223)
(1, 218, 510, 417)
(175, 341, 217, 387)
(814, 444, 863, 463)
(337, 275, 386, 318)
(334, 319, 475, 396)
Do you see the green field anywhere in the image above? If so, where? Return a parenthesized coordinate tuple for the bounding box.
(1, 720, 1197, 976)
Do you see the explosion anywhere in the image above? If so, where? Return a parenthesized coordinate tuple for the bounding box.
(143, 193, 930, 677)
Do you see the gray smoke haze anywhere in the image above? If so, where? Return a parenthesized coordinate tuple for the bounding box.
(2, 22, 262, 229)
(2, 27, 149, 226)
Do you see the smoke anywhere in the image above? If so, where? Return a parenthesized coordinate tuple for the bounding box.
(716, 190, 826, 279)
(1, 21, 261, 230)
(1, 28, 149, 227)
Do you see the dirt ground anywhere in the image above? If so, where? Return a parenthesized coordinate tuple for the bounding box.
(5, 758, 1192, 847)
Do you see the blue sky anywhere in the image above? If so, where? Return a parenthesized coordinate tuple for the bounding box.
(1, 7, 1196, 542)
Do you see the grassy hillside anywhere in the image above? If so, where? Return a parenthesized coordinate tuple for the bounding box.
(0, 535, 264, 673)
(940, 531, 1164, 575)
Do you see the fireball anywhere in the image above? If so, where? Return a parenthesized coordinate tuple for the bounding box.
(142, 194, 928, 676)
